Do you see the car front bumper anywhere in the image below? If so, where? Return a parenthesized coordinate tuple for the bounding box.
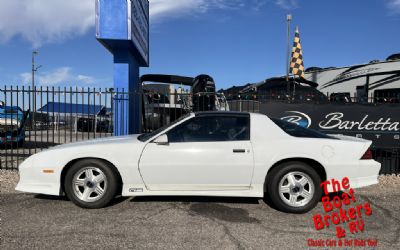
(15, 156, 61, 196)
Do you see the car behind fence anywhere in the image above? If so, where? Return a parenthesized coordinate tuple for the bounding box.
(0, 86, 399, 174)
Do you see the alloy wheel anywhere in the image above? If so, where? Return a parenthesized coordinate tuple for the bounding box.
(278, 171, 315, 207)
(72, 167, 108, 203)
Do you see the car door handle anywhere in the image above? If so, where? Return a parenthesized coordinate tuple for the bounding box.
(233, 149, 246, 153)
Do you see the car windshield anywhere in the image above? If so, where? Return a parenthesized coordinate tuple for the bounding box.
(271, 118, 336, 139)
(137, 113, 192, 142)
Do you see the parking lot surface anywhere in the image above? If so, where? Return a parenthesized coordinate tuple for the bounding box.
(1, 172, 399, 250)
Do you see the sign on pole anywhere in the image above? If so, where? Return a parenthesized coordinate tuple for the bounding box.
(128, 0, 149, 66)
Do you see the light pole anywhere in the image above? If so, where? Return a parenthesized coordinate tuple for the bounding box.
(31, 50, 42, 129)
(286, 14, 292, 98)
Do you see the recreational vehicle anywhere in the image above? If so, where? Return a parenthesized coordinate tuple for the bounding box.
(304, 53, 400, 102)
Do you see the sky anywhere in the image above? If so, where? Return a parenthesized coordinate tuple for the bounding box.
(0, 0, 399, 89)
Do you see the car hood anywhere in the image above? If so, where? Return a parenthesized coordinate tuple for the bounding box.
(23, 134, 146, 172)
(47, 134, 143, 151)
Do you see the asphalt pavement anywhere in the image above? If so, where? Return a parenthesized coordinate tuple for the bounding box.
(1, 180, 399, 250)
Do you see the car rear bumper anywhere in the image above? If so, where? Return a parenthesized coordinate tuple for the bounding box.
(347, 175, 379, 189)
(348, 160, 381, 189)
(326, 160, 381, 192)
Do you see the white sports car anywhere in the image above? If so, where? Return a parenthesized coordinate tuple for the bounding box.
(16, 112, 381, 213)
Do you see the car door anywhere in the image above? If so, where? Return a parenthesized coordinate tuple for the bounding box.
(138, 114, 254, 191)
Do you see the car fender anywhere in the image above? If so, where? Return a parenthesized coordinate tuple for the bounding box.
(17, 137, 147, 196)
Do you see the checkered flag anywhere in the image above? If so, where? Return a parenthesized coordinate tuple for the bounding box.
(290, 26, 305, 78)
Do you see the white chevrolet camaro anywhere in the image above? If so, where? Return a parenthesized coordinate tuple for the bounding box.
(16, 112, 381, 213)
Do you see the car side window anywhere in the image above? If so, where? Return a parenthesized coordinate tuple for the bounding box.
(167, 115, 250, 143)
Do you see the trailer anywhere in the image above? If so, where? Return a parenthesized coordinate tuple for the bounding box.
(304, 54, 400, 102)
(0, 103, 29, 147)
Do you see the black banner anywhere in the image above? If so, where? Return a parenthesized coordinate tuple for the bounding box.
(260, 103, 400, 148)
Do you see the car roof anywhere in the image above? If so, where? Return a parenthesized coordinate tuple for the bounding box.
(194, 111, 251, 117)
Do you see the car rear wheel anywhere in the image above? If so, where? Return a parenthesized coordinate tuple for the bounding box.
(64, 159, 118, 209)
(267, 161, 322, 213)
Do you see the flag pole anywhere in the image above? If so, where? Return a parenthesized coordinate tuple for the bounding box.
(293, 25, 298, 98)
(286, 14, 292, 98)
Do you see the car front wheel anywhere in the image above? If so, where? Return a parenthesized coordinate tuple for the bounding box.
(267, 161, 322, 213)
(64, 159, 119, 209)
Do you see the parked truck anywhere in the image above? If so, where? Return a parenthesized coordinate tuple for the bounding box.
(0, 102, 29, 147)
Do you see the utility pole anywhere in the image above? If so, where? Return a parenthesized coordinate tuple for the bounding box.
(31, 50, 42, 129)
(286, 14, 292, 98)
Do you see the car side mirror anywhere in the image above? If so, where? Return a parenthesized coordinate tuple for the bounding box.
(153, 134, 169, 145)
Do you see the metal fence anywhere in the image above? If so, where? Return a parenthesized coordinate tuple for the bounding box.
(0, 86, 116, 170)
(0, 86, 225, 169)
(1, 86, 399, 174)
(372, 148, 400, 174)
(225, 89, 400, 104)
(227, 99, 400, 175)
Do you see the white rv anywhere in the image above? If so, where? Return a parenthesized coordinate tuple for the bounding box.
(304, 54, 400, 102)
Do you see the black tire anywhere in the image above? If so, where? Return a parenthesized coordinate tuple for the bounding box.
(266, 161, 322, 214)
(64, 159, 119, 209)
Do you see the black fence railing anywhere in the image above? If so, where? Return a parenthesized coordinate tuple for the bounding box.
(372, 148, 400, 174)
(225, 90, 400, 104)
(1, 86, 399, 175)
(227, 99, 400, 175)
(0, 86, 116, 170)
(0, 86, 229, 170)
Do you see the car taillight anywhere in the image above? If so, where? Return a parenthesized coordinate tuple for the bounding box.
(361, 149, 373, 160)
